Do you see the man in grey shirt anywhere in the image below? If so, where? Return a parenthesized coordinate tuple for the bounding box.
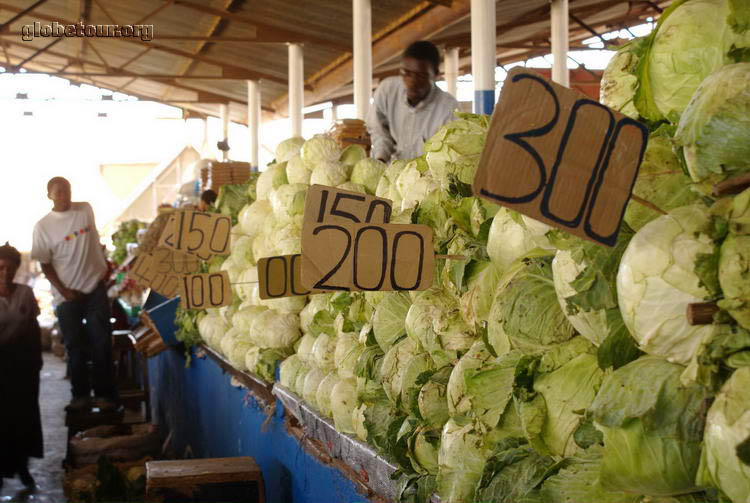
(367, 40, 459, 163)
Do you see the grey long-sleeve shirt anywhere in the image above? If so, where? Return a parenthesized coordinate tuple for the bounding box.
(366, 77, 459, 162)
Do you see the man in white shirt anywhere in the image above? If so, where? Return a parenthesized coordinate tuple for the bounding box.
(31, 177, 116, 411)
(366, 40, 459, 163)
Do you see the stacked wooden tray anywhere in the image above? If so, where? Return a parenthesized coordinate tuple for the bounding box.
(208, 162, 251, 189)
(133, 313, 167, 358)
(329, 119, 371, 155)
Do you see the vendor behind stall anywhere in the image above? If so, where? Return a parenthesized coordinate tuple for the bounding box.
(366, 40, 459, 163)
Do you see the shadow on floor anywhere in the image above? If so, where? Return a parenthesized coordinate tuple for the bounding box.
(2, 352, 70, 503)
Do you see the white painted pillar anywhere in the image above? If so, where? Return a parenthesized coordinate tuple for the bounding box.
(471, 0, 496, 114)
(444, 47, 460, 98)
(551, 0, 569, 87)
(247, 80, 260, 170)
(288, 43, 304, 137)
(219, 103, 229, 161)
(353, 0, 372, 121)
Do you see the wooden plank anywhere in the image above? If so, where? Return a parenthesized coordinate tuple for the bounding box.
(0, 0, 49, 31)
(146, 457, 262, 487)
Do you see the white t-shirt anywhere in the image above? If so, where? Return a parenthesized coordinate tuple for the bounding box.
(31, 202, 107, 304)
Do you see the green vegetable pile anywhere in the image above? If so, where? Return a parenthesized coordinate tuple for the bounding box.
(110, 219, 147, 265)
(181, 3, 750, 501)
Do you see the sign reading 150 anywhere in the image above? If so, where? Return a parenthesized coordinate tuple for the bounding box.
(473, 68, 649, 247)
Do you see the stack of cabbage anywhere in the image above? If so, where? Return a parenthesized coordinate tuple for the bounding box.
(189, 2, 750, 501)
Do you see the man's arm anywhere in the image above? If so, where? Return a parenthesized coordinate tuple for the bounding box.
(40, 263, 82, 302)
(366, 83, 396, 162)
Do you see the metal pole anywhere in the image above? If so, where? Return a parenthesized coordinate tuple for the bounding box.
(288, 43, 304, 137)
(353, 0, 372, 121)
(551, 0, 570, 87)
(471, 0, 496, 114)
(247, 80, 260, 170)
(219, 103, 229, 161)
(444, 47, 460, 98)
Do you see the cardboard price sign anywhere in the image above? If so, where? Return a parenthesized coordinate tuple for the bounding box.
(300, 222, 434, 292)
(151, 246, 201, 275)
(178, 271, 233, 309)
(301, 184, 393, 292)
(257, 254, 310, 299)
(159, 210, 231, 259)
(473, 68, 649, 247)
(128, 253, 180, 298)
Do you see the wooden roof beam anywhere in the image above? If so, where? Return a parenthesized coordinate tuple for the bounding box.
(171, 0, 351, 52)
(272, 0, 471, 114)
(0, 2, 288, 85)
(0, 0, 48, 32)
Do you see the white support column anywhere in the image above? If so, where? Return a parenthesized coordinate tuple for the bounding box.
(247, 80, 260, 170)
(219, 103, 229, 161)
(551, 0, 569, 87)
(288, 43, 304, 137)
(444, 47, 460, 98)
(353, 0, 372, 121)
(471, 0, 496, 114)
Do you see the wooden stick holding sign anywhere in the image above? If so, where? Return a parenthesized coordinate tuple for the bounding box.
(159, 210, 231, 259)
(301, 184, 393, 293)
(178, 271, 233, 309)
(473, 67, 649, 247)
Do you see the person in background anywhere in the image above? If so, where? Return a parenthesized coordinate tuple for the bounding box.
(31, 177, 117, 412)
(199, 189, 218, 212)
(366, 40, 459, 163)
(0, 243, 42, 492)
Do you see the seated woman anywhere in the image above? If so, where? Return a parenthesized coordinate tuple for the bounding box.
(0, 243, 42, 492)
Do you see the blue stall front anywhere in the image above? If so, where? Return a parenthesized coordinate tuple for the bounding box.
(147, 345, 394, 503)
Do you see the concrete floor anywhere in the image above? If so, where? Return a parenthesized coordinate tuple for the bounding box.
(1, 352, 70, 503)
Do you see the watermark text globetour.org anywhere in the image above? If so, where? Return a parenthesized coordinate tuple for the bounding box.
(21, 21, 153, 42)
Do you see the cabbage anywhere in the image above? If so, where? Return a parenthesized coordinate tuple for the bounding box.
(308, 160, 351, 187)
(330, 377, 357, 434)
(372, 292, 411, 352)
(600, 37, 646, 119)
(395, 160, 439, 212)
(279, 354, 304, 389)
(488, 258, 576, 354)
(245, 347, 289, 382)
(408, 425, 441, 475)
(719, 234, 750, 330)
(296, 333, 317, 363)
(269, 183, 307, 224)
(590, 356, 708, 496)
(302, 367, 327, 408)
(398, 353, 434, 414)
(515, 338, 602, 457)
(447, 341, 495, 419)
(334, 333, 363, 379)
(336, 181, 366, 194)
(405, 289, 476, 367)
(198, 311, 228, 349)
(459, 261, 501, 327)
(637, 0, 750, 123)
(339, 144, 367, 167)
(315, 372, 341, 418)
(381, 337, 419, 405)
(229, 235, 255, 268)
(250, 309, 301, 349)
(697, 366, 750, 503)
(300, 294, 331, 334)
(219, 327, 239, 357)
(294, 365, 311, 396)
(286, 154, 311, 184)
(350, 158, 386, 195)
(417, 366, 451, 427)
(617, 204, 720, 364)
(486, 209, 554, 271)
(256, 163, 288, 201)
(259, 294, 306, 315)
(232, 305, 267, 341)
(238, 199, 273, 239)
(625, 129, 699, 232)
(275, 136, 305, 163)
(311, 332, 336, 372)
(235, 267, 259, 305)
(301, 134, 340, 166)
(437, 418, 492, 503)
(674, 63, 750, 183)
(423, 113, 488, 188)
(229, 340, 253, 371)
(463, 350, 521, 429)
(266, 223, 302, 256)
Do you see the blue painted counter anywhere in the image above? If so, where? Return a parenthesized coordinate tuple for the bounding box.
(147, 346, 372, 503)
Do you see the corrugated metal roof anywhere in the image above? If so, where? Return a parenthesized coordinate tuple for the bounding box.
(0, 0, 670, 123)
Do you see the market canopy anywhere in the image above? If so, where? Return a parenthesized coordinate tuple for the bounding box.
(0, 0, 671, 124)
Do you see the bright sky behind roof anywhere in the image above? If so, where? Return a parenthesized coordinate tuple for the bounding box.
(0, 22, 653, 252)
